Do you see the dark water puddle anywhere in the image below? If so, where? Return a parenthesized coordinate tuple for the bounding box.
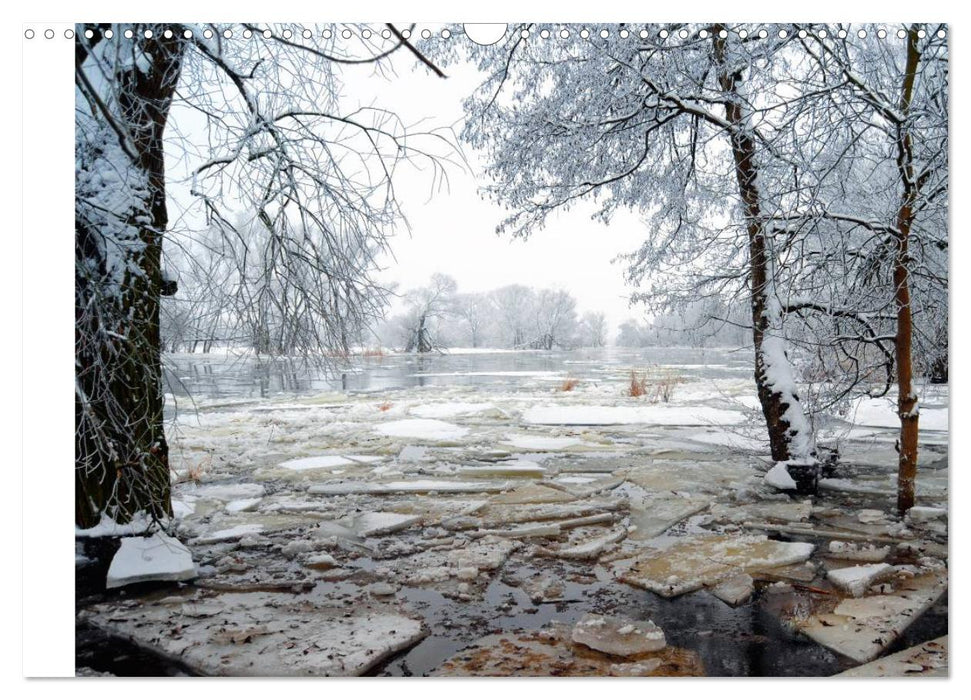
(370, 562, 868, 677)
(76, 621, 199, 677)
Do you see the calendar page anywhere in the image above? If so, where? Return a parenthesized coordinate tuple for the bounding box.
(22, 9, 950, 681)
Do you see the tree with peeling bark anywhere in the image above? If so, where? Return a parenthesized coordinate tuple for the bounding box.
(75, 23, 451, 527)
(439, 24, 820, 482)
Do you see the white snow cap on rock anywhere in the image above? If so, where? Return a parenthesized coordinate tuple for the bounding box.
(106, 532, 197, 589)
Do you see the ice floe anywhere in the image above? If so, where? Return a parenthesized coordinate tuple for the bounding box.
(618, 534, 814, 597)
(106, 532, 197, 588)
(523, 405, 745, 426)
(375, 419, 469, 441)
(81, 590, 426, 676)
(571, 614, 666, 657)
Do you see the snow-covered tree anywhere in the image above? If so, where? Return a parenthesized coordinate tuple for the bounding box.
(578, 311, 608, 348)
(75, 23, 450, 527)
(397, 273, 458, 352)
(452, 292, 489, 348)
(772, 25, 948, 511)
(439, 24, 820, 473)
(489, 284, 536, 349)
(531, 289, 579, 350)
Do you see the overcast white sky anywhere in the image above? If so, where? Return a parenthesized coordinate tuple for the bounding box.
(339, 48, 654, 332)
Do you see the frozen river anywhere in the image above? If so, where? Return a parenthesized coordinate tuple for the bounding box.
(162, 346, 754, 401)
(79, 346, 949, 677)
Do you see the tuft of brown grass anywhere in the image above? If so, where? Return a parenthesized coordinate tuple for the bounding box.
(656, 370, 682, 403)
(361, 347, 385, 358)
(559, 377, 580, 392)
(627, 368, 683, 402)
(377, 401, 393, 412)
(183, 452, 212, 483)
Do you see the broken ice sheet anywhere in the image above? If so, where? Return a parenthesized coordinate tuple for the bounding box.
(547, 526, 627, 561)
(338, 511, 421, 538)
(826, 563, 894, 597)
(571, 614, 666, 657)
(487, 482, 577, 505)
(627, 494, 711, 540)
(375, 418, 469, 442)
(826, 540, 891, 563)
(388, 537, 518, 591)
(835, 636, 947, 677)
(431, 623, 702, 677)
(456, 459, 546, 479)
(519, 573, 566, 603)
(709, 500, 811, 525)
(106, 532, 197, 589)
(710, 573, 755, 606)
(617, 534, 814, 598)
(797, 570, 947, 663)
(308, 479, 511, 496)
(502, 434, 586, 451)
(81, 590, 426, 676)
(410, 402, 495, 419)
(181, 482, 266, 502)
(621, 459, 752, 495)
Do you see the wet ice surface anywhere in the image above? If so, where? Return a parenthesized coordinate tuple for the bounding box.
(79, 348, 948, 676)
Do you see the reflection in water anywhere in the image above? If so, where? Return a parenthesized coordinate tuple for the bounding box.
(163, 346, 752, 404)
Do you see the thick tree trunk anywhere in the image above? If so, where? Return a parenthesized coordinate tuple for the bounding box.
(75, 28, 185, 527)
(894, 27, 923, 515)
(712, 28, 817, 487)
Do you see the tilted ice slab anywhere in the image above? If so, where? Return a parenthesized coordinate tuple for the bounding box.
(192, 523, 265, 544)
(279, 455, 355, 471)
(764, 463, 798, 491)
(186, 482, 266, 502)
(411, 402, 495, 419)
(628, 496, 712, 540)
(553, 527, 627, 560)
(431, 625, 702, 677)
(848, 397, 948, 432)
(457, 459, 546, 479)
(835, 636, 947, 677)
(798, 571, 947, 663)
(710, 574, 755, 606)
(81, 590, 426, 676)
(826, 563, 894, 598)
(308, 479, 512, 496)
(225, 497, 262, 513)
(571, 614, 666, 657)
(411, 370, 560, 378)
(375, 419, 469, 441)
(502, 435, 584, 450)
(106, 532, 197, 589)
(488, 482, 576, 505)
(618, 534, 815, 598)
(523, 405, 745, 427)
(339, 512, 422, 538)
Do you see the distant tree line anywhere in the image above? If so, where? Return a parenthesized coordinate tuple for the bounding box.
(379, 274, 609, 352)
(615, 298, 750, 348)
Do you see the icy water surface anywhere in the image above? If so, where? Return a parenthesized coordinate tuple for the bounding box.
(79, 347, 948, 677)
(163, 346, 753, 402)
